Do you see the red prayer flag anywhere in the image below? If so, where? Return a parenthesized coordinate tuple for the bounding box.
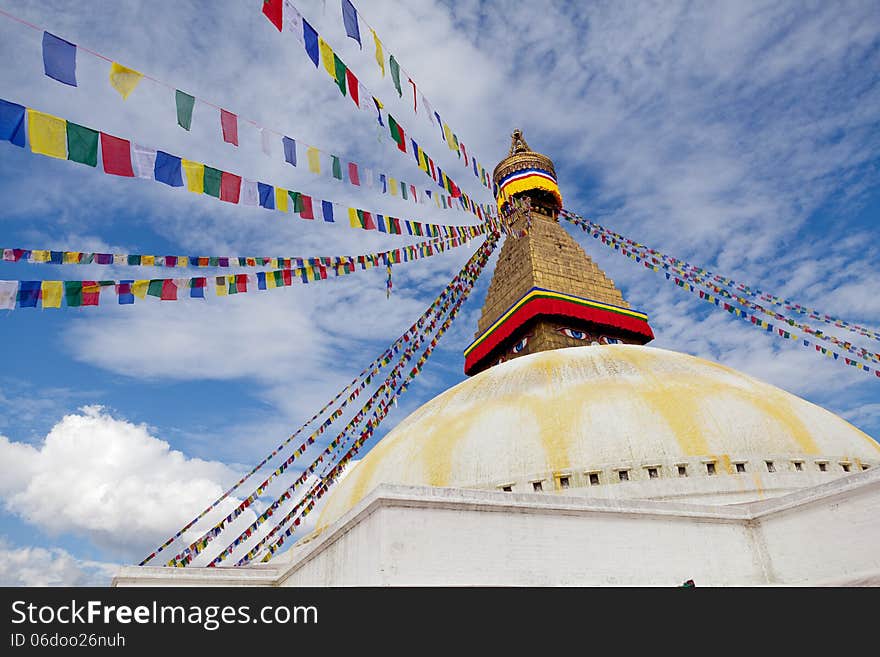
(262, 0, 283, 31)
(160, 279, 178, 300)
(348, 162, 360, 186)
(220, 171, 241, 203)
(82, 281, 100, 306)
(282, 269, 292, 286)
(100, 133, 134, 177)
(220, 109, 239, 146)
(346, 69, 359, 106)
(235, 273, 248, 293)
(300, 195, 314, 220)
(362, 211, 376, 230)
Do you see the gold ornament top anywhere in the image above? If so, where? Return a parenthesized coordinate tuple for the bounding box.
(493, 129, 557, 187)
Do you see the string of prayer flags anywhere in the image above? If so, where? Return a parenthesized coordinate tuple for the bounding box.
(2, 98, 486, 237)
(108, 62, 143, 100)
(151, 238, 492, 567)
(42, 32, 77, 86)
(559, 210, 880, 378)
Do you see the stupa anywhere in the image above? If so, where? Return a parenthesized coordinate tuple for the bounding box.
(114, 131, 880, 587)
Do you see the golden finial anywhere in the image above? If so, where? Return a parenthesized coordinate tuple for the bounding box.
(509, 129, 532, 155)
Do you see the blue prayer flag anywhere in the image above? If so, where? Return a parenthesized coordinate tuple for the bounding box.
(154, 151, 183, 187)
(379, 173, 387, 194)
(282, 136, 297, 166)
(322, 200, 334, 222)
(342, 0, 361, 47)
(49, 251, 63, 264)
(42, 32, 77, 86)
(190, 278, 206, 299)
(256, 272, 267, 290)
(17, 281, 40, 308)
(303, 19, 319, 68)
(258, 182, 275, 209)
(0, 99, 26, 148)
(377, 214, 386, 233)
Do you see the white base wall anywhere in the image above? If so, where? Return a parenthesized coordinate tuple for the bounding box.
(113, 468, 880, 587)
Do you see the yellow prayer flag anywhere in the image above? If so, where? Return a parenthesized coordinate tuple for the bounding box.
(63, 251, 79, 264)
(348, 207, 360, 228)
(132, 280, 149, 299)
(27, 109, 67, 160)
(275, 187, 289, 212)
(177, 256, 188, 268)
(141, 255, 155, 266)
(41, 281, 63, 308)
(109, 62, 143, 100)
(32, 250, 50, 262)
(181, 159, 205, 193)
(306, 147, 321, 174)
(266, 273, 277, 289)
(371, 29, 385, 76)
(389, 177, 399, 196)
(318, 37, 336, 80)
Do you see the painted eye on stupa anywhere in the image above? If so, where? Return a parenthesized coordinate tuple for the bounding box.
(558, 327, 588, 340)
(599, 336, 622, 345)
(511, 336, 529, 354)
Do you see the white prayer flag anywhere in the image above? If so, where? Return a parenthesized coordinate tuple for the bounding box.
(0, 281, 17, 309)
(241, 179, 259, 206)
(132, 143, 157, 179)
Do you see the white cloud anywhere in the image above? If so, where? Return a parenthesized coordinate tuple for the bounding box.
(0, 406, 239, 558)
(0, 539, 118, 586)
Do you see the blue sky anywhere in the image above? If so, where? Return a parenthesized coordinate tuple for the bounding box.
(0, 0, 878, 584)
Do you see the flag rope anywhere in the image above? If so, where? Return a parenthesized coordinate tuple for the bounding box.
(560, 210, 880, 378)
(0, 7, 490, 220)
(138, 236, 487, 566)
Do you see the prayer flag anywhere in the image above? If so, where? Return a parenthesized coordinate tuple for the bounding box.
(389, 54, 402, 97)
(175, 90, 195, 130)
(155, 151, 183, 187)
(132, 280, 149, 299)
(282, 136, 297, 166)
(348, 207, 361, 228)
(161, 279, 177, 301)
(0, 281, 16, 309)
(27, 109, 67, 159)
(190, 277, 206, 298)
(132, 143, 157, 178)
(376, 214, 387, 233)
(284, 1, 304, 43)
(371, 29, 384, 76)
(258, 182, 275, 209)
(342, 0, 361, 47)
(275, 187, 289, 212)
(319, 37, 336, 80)
(203, 166, 222, 198)
(42, 281, 63, 308)
(321, 200, 334, 222)
(182, 159, 205, 193)
(0, 100, 26, 148)
(66, 122, 98, 167)
(100, 133, 134, 177)
(388, 115, 406, 152)
(109, 62, 143, 100)
(220, 172, 241, 203)
(333, 53, 347, 96)
(147, 279, 164, 298)
(346, 69, 359, 106)
(262, 0, 283, 31)
(42, 32, 77, 86)
(220, 109, 239, 146)
(361, 210, 376, 230)
(64, 281, 82, 307)
(303, 19, 319, 67)
(307, 147, 321, 173)
(17, 281, 40, 308)
(332, 155, 343, 180)
(299, 194, 314, 219)
(348, 162, 360, 186)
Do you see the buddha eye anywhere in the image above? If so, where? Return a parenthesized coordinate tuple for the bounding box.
(600, 336, 622, 345)
(512, 336, 529, 353)
(558, 327, 588, 340)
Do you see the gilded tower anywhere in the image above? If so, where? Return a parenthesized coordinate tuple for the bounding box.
(464, 130, 654, 375)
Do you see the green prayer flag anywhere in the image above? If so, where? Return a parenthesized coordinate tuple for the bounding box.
(289, 190, 303, 213)
(64, 281, 82, 307)
(209, 257, 219, 267)
(389, 54, 402, 97)
(127, 255, 141, 266)
(332, 53, 347, 96)
(273, 270, 284, 287)
(66, 122, 98, 167)
(203, 166, 222, 198)
(147, 279, 164, 298)
(331, 155, 342, 180)
(400, 182, 408, 200)
(176, 90, 195, 130)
